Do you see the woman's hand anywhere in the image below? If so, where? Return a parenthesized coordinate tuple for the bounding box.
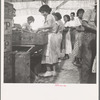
(33, 30, 39, 33)
(34, 28, 42, 33)
(75, 26, 85, 32)
(38, 28, 42, 31)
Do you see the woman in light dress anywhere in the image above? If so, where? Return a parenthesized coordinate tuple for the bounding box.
(53, 12, 64, 61)
(63, 15, 72, 59)
(36, 5, 59, 77)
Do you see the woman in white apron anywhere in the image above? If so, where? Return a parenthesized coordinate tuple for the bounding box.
(36, 5, 59, 77)
(63, 15, 72, 59)
(53, 12, 64, 61)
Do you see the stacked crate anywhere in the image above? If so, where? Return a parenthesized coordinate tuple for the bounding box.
(4, 2, 13, 83)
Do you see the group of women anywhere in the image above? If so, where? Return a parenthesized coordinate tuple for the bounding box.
(29, 5, 85, 77)
(21, 4, 96, 82)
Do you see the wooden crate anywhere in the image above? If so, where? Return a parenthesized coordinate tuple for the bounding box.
(12, 30, 21, 45)
(35, 31, 48, 45)
(21, 32, 36, 45)
(4, 19, 12, 34)
(14, 52, 30, 83)
(4, 34, 12, 52)
(12, 45, 44, 82)
(4, 2, 13, 19)
(12, 46, 37, 83)
(21, 31, 48, 45)
(4, 52, 13, 83)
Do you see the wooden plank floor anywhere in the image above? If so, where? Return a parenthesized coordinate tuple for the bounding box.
(55, 54, 80, 83)
(34, 54, 80, 84)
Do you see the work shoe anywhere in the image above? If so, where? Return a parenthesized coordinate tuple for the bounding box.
(43, 71, 53, 77)
(73, 58, 81, 67)
(61, 54, 69, 60)
(58, 58, 62, 63)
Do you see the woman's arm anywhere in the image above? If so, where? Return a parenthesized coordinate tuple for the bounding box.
(37, 16, 53, 32)
(75, 25, 85, 32)
(38, 25, 52, 31)
(82, 20, 96, 31)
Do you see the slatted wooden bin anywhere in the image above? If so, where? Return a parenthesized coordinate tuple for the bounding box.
(4, 52, 13, 83)
(12, 45, 36, 83)
(12, 45, 44, 83)
(21, 31, 48, 45)
(14, 52, 30, 83)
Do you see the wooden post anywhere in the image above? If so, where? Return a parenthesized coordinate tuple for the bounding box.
(55, 0, 69, 11)
(41, 0, 48, 5)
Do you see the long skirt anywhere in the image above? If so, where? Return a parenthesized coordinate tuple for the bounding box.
(76, 32, 84, 58)
(70, 29, 76, 50)
(65, 30, 72, 54)
(55, 33, 62, 58)
(72, 32, 83, 58)
(41, 33, 61, 65)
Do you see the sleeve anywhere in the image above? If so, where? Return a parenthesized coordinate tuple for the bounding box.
(82, 10, 92, 22)
(44, 15, 54, 27)
(59, 22, 64, 33)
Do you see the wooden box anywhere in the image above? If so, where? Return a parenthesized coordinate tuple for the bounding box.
(35, 31, 48, 45)
(4, 34, 12, 52)
(14, 52, 30, 83)
(12, 45, 44, 81)
(21, 32, 36, 45)
(12, 45, 42, 83)
(4, 52, 13, 83)
(12, 30, 21, 45)
(4, 2, 13, 19)
(21, 31, 48, 45)
(4, 19, 12, 34)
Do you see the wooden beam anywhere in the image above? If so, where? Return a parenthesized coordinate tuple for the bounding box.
(55, 0, 69, 10)
(41, 0, 48, 5)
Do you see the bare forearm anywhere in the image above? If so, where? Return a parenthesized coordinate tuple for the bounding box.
(75, 26, 85, 32)
(39, 25, 52, 30)
(82, 21, 96, 31)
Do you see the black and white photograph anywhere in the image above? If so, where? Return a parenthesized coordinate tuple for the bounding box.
(3, 0, 97, 84)
(1, 0, 99, 100)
